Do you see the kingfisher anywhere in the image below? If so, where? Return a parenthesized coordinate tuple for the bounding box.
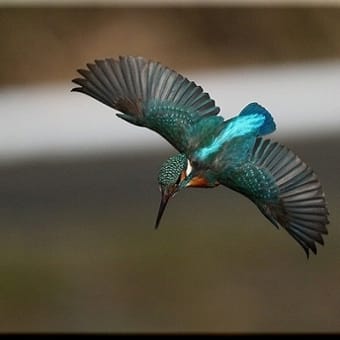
(72, 56, 329, 257)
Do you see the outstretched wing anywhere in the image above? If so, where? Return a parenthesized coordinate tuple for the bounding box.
(72, 56, 220, 155)
(218, 137, 329, 257)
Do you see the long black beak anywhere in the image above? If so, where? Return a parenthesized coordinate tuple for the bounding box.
(155, 190, 172, 229)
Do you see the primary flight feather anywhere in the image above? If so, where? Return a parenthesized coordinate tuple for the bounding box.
(72, 56, 329, 257)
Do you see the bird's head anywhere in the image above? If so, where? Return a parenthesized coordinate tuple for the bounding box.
(155, 153, 192, 229)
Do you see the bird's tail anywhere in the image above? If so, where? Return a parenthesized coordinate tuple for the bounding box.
(251, 138, 329, 257)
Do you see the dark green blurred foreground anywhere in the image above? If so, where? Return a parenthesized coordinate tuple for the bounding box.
(0, 136, 339, 333)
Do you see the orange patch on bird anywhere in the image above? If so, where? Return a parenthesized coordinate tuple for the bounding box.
(180, 170, 187, 182)
(187, 175, 210, 188)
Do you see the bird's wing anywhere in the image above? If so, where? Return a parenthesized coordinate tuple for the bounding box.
(217, 137, 329, 257)
(72, 56, 221, 155)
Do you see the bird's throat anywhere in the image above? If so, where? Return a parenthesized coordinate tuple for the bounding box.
(187, 175, 219, 188)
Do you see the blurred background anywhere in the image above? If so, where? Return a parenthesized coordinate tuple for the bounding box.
(1, 0, 340, 333)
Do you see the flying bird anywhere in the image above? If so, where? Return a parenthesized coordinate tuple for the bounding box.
(72, 56, 329, 257)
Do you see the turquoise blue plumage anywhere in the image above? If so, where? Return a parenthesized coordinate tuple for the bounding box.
(72, 56, 329, 257)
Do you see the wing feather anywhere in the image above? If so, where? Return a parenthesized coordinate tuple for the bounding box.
(72, 56, 220, 155)
(218, 137, 329, 257)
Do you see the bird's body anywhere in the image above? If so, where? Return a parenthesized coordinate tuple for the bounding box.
(72, 56, 329, 257)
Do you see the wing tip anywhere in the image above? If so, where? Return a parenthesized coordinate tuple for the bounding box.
(71, 77, 84, 92)
(70, 87, 81, 93)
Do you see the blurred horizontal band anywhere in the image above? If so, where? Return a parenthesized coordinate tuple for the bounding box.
(1, 0, 340, 7)
(1, 60, 339, 163)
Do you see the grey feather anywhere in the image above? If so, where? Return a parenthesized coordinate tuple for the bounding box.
(250, 138, 329, 257)
(72, 56, 221, 154)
